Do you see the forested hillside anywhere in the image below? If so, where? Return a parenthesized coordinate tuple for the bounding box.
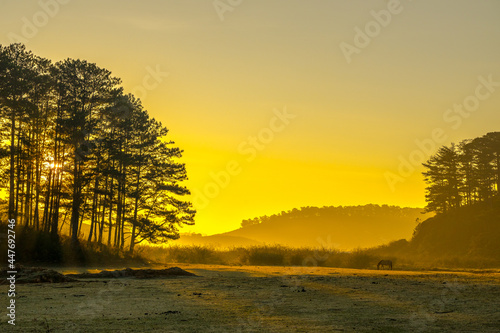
(411, 198, 500, 258)
(405, 132, 500, 261)
(372, 133, 500, 267)
(217, 205, 430, 249)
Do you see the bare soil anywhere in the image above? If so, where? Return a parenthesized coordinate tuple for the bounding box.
(1, 265, 499, 332)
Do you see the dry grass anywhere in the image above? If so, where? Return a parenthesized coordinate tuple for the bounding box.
(136, 244, 500, 271)
(1, 265, 499, 332)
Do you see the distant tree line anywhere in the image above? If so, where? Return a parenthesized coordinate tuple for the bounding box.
(423, 132, 500, 214)
(0, 43, 195, 253)
(240, 204, 424, 228)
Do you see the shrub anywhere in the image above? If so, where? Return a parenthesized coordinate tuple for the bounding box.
(164, 245, 218, 264)
(0, 222, 146, 266)
(346, 250, 375, 269)
(246, 246, 286, 266)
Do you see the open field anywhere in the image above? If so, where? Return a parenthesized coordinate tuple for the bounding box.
(1, 265, 499, 332)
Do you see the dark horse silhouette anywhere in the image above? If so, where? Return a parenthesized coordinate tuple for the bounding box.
(377, 260, 392, 270)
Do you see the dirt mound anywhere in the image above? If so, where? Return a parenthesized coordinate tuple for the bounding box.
(68, 267, 196, 279)
(1, 267, 77, 284)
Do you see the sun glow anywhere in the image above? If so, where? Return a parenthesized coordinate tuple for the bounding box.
(48, 162, 62, 170)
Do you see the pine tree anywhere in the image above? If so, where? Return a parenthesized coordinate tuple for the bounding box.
(423, 144, 461, 213)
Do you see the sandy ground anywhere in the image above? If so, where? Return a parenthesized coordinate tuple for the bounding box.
(1, 264, 499, 332)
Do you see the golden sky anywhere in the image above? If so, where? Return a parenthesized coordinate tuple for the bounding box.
(2, 0, 500, 235)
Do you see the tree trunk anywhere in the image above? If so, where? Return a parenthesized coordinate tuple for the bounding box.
(129, 166, 141, 253)
(88, 176, 99, 243)
(70, 152, 81, 243)
(107, 171, 113, 246)
(8, 107, 16, 220)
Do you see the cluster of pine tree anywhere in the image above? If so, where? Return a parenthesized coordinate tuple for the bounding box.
(423, 132, 500, 214)
(0, 43, 195, 253)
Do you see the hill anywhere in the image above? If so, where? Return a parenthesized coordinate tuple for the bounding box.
(410, 198, 500, 259)
(365, 198, 500, 267)
(173, 205, 431, 250)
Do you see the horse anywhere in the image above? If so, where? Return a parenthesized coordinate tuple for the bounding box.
(377, 260, 392, 270)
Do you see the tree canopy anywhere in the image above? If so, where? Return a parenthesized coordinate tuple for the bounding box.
(0, 43, 195, 254)
(422, 132, 500, 214)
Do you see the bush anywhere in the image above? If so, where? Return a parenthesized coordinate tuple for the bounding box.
(246, 246, 286, 266)
(289, 253, 305, 266)
(12, 226, 63, 263)
(0, 222, 146, 266)
(346, 250, 375, 269)
(164, 245, 218, 264)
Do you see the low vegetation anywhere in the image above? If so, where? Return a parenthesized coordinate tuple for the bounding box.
(138, 241, 500, 270)
(0, 223, 146, 266)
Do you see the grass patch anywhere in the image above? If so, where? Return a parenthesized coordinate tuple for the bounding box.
(139, 243, 500, 270)
(0, 223, 146, 267)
